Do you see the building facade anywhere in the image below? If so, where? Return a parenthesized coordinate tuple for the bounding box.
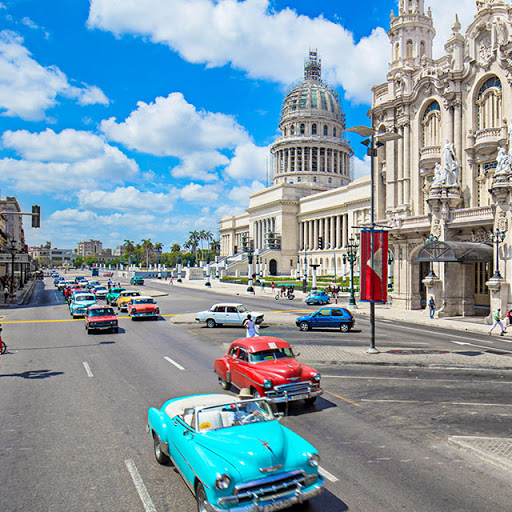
(76, 239, 103, 257)
(29, 246, 76, 267)
(220, 2, 512, 318)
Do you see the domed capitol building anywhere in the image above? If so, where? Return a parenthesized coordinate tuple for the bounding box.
(220, 0, 512, 318)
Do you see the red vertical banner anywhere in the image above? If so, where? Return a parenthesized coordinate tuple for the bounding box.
(359, 229, 388, 303)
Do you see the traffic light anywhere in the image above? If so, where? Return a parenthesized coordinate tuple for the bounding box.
(318, 236, 324, 249)
(32, 205, 41, 228)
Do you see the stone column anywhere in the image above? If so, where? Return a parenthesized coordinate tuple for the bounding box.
(308, 220, 313, 249)
(313, 219, 318, 250)
(397, 127, 404, 206)
(330, 216, 335, 247)
(403, 122, 410, 206)
(485, 278, 509, 325)
(422, 275, 442, 318)
(454, 100, 462, 165)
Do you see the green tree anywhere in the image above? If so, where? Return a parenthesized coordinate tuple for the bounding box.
(171, 243, 181, 252)
(141, 238, 153, 267)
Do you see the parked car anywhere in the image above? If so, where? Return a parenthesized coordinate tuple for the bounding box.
(213, 336, 323, 405)
(127, 296, 159, 320)
(130, 276, 144, 285)
(54, 276, 64, 286)
(116, 290, 141, 311)
(65, 285, 83, 303)
(86, 280, 100, 290)
(296, 307, 355, 332)
(103, 272, 113, 277)
(105, 286, 125, 305)
(305, 290, 331, 305)
(195, 303, 264, 328)
(148, 393, 324, 511)
(85, 305, 118, 334)
(70, 293, 97, 318)
(93, 286, 108, 299)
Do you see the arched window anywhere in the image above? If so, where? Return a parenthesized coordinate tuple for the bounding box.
(333, 127, 337, 137)
(395, 42, 400, 61)
(477, 76, 502, 130)
(406, 40, 413, 58)
(420, 41, 425, 57)
(422, 101, 441, 147)
(291, 125, 295, 135)
(323, 125, 328, 136)
(300, 123, 305, 135)
(312, 124, 317, 135)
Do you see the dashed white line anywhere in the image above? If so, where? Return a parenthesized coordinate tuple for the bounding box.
(319, 466, 339, 482)
(451, 340, 512, 354)
(361, 399, 512, 407)
(83, 362, 93, 378)
(164, 356, 185, 371)
(125, 459, 157, 512)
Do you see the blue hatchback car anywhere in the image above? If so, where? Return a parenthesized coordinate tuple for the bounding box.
(305, 290, 331, 305)
(296, 307, 355, 332)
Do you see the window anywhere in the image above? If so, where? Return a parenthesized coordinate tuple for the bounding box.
(395, 42, 400, 61)
(213, 306, 225, 312)
(238, 348, 248, 362)
(226, 306, 237, 313)
(422, 101, 441, 147)
(291, 125, 295, 135)
(333, 127, 337, 137)
(477, 76, 502, 130)
(420, 41, 425, 57)
(328, 177, 332, 184)
(406, 39, 413, 58)
(229, 345, 238, 357)
(324, 125, 328, 136)
(300, 124, 305, 134)
(312, 124, 317, 135)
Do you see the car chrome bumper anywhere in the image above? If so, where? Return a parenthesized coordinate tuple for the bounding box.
(264, 382, 323, 403)
(208, 478, 324, 512)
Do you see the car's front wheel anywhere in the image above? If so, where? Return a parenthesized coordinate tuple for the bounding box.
(153, 433, 170, 465)
(299, 321, 310, 331)
(219, 377, 230, 390)
(340, 323, 350, 332)
(195, 483, 208, 512)
(206, 318, 216, 328)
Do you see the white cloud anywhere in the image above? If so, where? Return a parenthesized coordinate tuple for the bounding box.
(101, 92, 249, 180)
(0, 30, 109, 120)
(0, 128, 138, 192)
(73, 85, 110, 106)
(223, 142, 269, 180)
(228, 180, 265, 203)
(180, 183, 220, 202)
(77, 186, 176, 212)
(350, 154, 370, 180)
(88, 0, 389, 104)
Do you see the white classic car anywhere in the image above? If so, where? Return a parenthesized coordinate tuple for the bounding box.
(195, 303, 264, 328)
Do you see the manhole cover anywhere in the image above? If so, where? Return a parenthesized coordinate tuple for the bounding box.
(386, 349, 450, 355)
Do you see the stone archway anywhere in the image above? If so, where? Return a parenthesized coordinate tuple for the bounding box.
(269, 259, 277, 276)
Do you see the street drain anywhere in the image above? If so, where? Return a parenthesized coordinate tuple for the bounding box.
(386, 349, 450, 355)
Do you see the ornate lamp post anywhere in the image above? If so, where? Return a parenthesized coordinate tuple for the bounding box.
(302, 247, 308, 293)
(490, 229, 506, 279)
(425, 234, 438, 278)
(387, 250, 394, 292)
(246, 248, 254, 294)
(343, 235, 359, 306)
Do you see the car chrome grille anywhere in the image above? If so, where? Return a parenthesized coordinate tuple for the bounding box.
(266, 381, 318, 398)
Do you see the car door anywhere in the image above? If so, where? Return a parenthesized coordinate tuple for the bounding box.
(226, 305, 239, 324)
(212, 305, 226, 323)
(311, 308, 331, 328)
(331, 308, 346, 328)
(166, 414, 197, 486)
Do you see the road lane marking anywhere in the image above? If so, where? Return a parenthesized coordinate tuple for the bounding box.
(451, 341, 512, 354)
(324, 390, 363, 408)
(323, 376, 473, 383)
(361, 399, 512, 407)
(83, 362, 93, 378)
(125, 459, 157, 512)
(164, 356, 185, 371)
(1, 313, 180, 324)
(319, 466, 339, 482)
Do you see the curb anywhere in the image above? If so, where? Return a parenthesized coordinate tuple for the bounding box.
(448, 436, 512, 472)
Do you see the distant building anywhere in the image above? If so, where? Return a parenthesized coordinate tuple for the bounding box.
(76, 239, 103, 257)
(29, 246, 75, 267)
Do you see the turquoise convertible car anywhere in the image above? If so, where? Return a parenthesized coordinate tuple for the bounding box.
(148, 393, 324, 511)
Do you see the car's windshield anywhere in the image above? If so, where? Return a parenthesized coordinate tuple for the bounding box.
(95, 287, 107, 292)
(195, 399, 274, 432)
(89, 308, 114, 317)
(134, 298, 154, 304)
(76, 295, 95, 302)
(249, 348, 294, 362)
(237, 305, 248, 313)
(123, 292, 139, 297)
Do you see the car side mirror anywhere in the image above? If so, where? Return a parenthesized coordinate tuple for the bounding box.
(295, 351, 300, 357)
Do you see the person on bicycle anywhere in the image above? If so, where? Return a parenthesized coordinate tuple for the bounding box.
(281, 285, 286, 297)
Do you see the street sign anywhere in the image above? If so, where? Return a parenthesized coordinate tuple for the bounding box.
(0, 253, 30, 263)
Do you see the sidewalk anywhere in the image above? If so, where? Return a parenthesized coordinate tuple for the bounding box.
(0, 278, 38, 308)
(160, 277, 512, 371)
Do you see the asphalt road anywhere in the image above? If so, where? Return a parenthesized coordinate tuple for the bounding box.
(1, 276, 511, 512)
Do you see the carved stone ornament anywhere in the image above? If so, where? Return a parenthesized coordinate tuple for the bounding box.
(431, 219, 442, 238)
(479, 35, 493, 66)
(497, 214, 508, 232)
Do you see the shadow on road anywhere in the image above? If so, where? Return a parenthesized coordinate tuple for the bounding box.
(0, 369, 64, 379)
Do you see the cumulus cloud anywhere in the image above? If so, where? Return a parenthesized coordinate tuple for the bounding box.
(0, 30, 109, 120)
(223, 142, 269, 180)
(0, 128, 138, 192)
(88, 0, 389, 104)
(77, 186, 175, 212)
(101, 92, 249, 179)
(180, 183, 220, 202)
(228, 180, 265, 203)
(351, 154, 370, 180)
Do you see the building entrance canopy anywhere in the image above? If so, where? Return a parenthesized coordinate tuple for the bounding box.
(415, 241, 493, 263)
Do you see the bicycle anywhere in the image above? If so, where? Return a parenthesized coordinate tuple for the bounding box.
(0, 326, 6, 355)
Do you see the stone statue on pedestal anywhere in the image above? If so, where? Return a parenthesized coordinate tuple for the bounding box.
(442, 139, 459, 187)
(432, 162, 444, 187)
(494, 146, 511, 176)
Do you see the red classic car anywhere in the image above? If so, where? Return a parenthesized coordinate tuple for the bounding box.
(85, 305, 118, 334)
(213, 336, 323, 405)
(127, 296, 159, 320)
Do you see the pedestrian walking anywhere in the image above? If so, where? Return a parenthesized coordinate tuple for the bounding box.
(243, 314, 256, 337)
(428, 296, 435, 319)
(489, 308, 507, 336)
(3, 287, 9, 303)
(260, 281, 265, 293)
(271, 282, 275, 294)
(254, 316, 262, 336)
(507, 307, 512, 327)
(169, 276, 173, 285)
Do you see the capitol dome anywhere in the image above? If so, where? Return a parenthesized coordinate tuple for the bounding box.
(271, 51, 352, 190)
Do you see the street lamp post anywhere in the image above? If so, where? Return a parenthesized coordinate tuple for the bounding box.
(302, 247, 308, 293)
(490, 229, 506, 279)
(387, 250, 394, 294)
(343, 235, 359, 306)
(247, 248, 255, 294)
(327, 242, 337, 303)
(425, 235, 438, 278)
(9, 239, 16, 299)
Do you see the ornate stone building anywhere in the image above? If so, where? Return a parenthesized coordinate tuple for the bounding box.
(220, 1, 512, 318)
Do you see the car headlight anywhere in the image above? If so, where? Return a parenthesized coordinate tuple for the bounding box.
(215, 474, 231, 489)
(263, 379, 272, 389)
(308, 453, 320, 467)
(313, 373, 321, 382)
(155, 308, 160, 314)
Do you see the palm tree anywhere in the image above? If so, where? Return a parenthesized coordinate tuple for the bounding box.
(203, 230, 214, 258)
(171, 243, 181, 253)
(141, 238, 153, 268)
(186, 231, 200, 254)
(198, 229, 207, 261)
(210, 238, 220, 255)
(154, 242, 163, 267)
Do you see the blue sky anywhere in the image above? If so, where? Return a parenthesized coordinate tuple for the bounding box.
(0, 0, 478, 251)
